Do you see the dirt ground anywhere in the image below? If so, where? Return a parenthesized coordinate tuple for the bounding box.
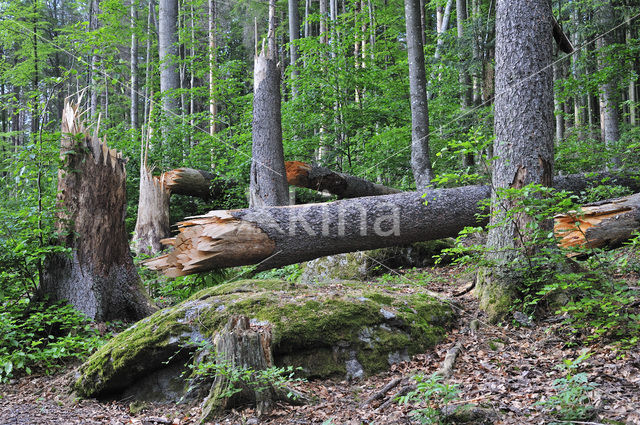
(2, 266, 640, 425)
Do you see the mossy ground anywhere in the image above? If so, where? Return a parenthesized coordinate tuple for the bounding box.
(75, 279, 455, 399)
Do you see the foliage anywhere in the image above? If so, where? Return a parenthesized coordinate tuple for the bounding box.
(187, 341, 305, 400)
(0, 300, 106, 382)
(397, 373, 460, 424)
(537, 351, 597, 422)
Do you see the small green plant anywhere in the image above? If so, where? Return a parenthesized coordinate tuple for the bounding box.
(537, 351, 597, 422)
(186, 341, 306, 400)
(0, 300, 106, 382)
(397, 373, 460, 424)
(580, 183, 632, 203)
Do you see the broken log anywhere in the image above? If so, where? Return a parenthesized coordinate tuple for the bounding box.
(145, 176, 640, 276)
(555, 192, 640, 250)
(145, 186, 490, 276)
(285, 161, 402, 198)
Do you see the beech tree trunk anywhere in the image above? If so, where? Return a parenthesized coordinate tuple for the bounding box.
(477, 0, 554, 320)
(250, 0, 288, 207)
(145, 171, 640, 277)
(404, 0, 433, 188)
(159, 0, 180, 114)
(130, 0, 138, 131)
(41, 102, 154, 321)
(288, 0, 300, 97)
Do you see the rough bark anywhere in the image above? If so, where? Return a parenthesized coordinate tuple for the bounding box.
(285, 161, 401, 198)
(133, 166, 170, 256)
(555, 192, 640, 250)
(145, 172, 640, 277)
(159, 0, 180, 114)
(40, 101, 154, 321)
(404, 0, 433, 188)
(250, 1, 288, 208)
(199, 316, 300, 420)
(477, 0, 554, 320)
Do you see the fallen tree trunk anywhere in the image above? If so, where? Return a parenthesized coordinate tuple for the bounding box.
(145, 186, 490, 276)
(145, 173, 640, 276)
(285, 161, 402, 198)
(555, 192, 640, 249)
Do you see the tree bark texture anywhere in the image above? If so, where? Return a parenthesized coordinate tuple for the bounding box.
(41, 102, 154, 321)
(145, 172, 640, 277)
(159, 0, 180, 114)
(133, 165, 170, 256)
(130, 0, 139, 131)
(250, 4, 288, 208)
(404, 0, 433, 189)
(199, 316, 297, 420)
(479, 0, 554, 319)
(288, 0, 300, 98)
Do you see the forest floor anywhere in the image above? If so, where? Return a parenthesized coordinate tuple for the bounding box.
(1, 265, 639, 425)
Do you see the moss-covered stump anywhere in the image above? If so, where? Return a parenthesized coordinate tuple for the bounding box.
(301, 239, 455, 283)
(75, 279, 455, 403)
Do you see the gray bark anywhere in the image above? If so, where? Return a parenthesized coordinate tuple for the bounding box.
(480, 0, 554, 318)
(146, 171, 640, 277)
(553, 53, 565, 142)
(404, 0, 433, 188)
(596, 3, 621, 166)
(208, 0, 217, 135)
(250, 0, 288, 208)
(89, 0, 100, 118)
(288, 0, 300, 97)
(41, 102, 154, 321)
(159, 0, 180, 114)
(457, 0, 473, 166)
(130, 0, 139, 131)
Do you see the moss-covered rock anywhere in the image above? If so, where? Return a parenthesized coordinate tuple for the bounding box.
(75, 279, 455, 401)
(300, 240, 455, 283)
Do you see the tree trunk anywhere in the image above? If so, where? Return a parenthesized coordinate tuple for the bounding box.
(285, 161, 401, 198)
(41, 101, 154, 321)
(404, 0, 433, 188)
(199, 316, 301, 420)
(477, 0, 554, 320)
(456, 0, 473, 166)
(89, 0, 100, 118)
(159, 0, 180, 114)
(208, 0, 217, 136)
(250, 0, 288, 208)
(133, 163, 170, 255)
(596, 3, 621, 167)
(145, 172, 640, 277)
(130, 0, 138, 132)
(553, 52, 565, 143)
(288, 0, 300, 98)
(556, 192, 640, 251)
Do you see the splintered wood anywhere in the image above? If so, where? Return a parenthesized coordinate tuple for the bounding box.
(144, 211, 275, 277)
(554, 193, 640, 250)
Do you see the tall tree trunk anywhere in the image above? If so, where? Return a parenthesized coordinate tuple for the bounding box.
(130, 0, 139, 132)
(159, 0, 180, 115)
(553, 50, 565, 143)
(250, 0, 288, 207)
(89, 0, 100, 118)
(457, 0, 473, 167)
(404, 0, 433, 188)
(477, 0, 554, 320)
(41, 102, 154, 321)
(208, 0, 217, 136)
(596, 3, 621, 166)
(142, 0, 155, 129)
(288, 0, 300, 98)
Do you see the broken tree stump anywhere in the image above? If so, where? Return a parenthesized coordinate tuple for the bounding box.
(199, 315, 303, 421)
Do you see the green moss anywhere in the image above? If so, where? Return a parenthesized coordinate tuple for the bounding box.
(76, 279, 455, 398)
(476, 269, 517, 322)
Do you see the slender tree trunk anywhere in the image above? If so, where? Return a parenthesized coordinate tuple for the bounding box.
(89, 0, 100, 118)
(553, 50, 565, 143)
(208, 0, 217, 135)
(477, 0, 554, 320)
(159, 0, 180, 115)
(130, 0, 139, 132)
(288, 0, 300, 98)
(457, 0, 473, 167)
(142, 0, 155, 129)
(41, 102, 154, 321)
(596, 3, 621, 167)
(250, 0, 288, 207)
(404, 0, 433, 188)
